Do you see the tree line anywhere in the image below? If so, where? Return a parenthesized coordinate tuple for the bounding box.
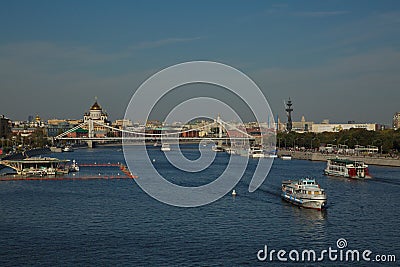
(277, 128, 400, 154)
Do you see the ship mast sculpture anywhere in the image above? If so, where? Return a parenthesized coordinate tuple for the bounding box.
(285, 98, 293, 132)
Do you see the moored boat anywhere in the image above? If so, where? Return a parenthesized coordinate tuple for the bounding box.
(161, 143, 171, 152)
(281, 178, 327, 210)
(25, 169, 49, 177)
(225, 147, 237, 155)
(324, 158, 371, 179)
(63, 146, 73, 152)
(281, 155, 292, 160)
(249, 147, 265, 158)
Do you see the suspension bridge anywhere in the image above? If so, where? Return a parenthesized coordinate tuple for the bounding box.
(54, 116, 261, 148)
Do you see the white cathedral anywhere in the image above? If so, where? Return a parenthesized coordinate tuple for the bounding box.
(83, 99, 110, 137)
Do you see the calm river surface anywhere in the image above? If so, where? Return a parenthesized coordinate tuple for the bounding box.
(0, 145, 399, 266)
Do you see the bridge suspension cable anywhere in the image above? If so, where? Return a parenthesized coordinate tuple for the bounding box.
(54, 117, 256, 141)
(93, 120, 219, 136)
(54, 121, 88, 139)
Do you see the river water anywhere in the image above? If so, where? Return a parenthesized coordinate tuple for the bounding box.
(0, 145, 399, 266)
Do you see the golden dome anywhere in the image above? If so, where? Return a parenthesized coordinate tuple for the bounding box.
(90, 101, 102, 110)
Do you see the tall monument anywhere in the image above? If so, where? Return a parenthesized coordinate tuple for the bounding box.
(285, 98, 293, 132)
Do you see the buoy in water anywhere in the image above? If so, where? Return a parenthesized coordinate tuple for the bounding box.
(232, 189, 237, 196)
(152, 159, 156, 162)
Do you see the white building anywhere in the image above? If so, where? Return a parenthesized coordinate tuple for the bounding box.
(84, 101, 108, 123)
(311, 123, 376, 133)
(113, 119, 133, 128)
(83, 100, 110, 137)
(292, 115, 313, 132)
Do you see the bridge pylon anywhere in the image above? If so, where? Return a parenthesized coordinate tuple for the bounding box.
(87, 119, 94, 148)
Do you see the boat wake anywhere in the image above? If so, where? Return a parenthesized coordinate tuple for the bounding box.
(368, 177, 400, 187)
(256, 184, 282, 197)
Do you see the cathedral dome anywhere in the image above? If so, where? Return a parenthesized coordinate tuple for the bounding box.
(90, 101, 102, 110)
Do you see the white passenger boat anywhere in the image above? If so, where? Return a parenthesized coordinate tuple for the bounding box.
(324, 158, 371, 179)
(281, 155, 292, 160)
(281, 178, 327, 210)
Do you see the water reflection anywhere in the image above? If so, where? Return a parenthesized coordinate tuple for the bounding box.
(282, 202, 328, 222)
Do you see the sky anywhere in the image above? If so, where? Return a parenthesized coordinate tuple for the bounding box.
(0, 1, 399, 124)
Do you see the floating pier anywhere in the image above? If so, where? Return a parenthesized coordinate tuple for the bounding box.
(0, 175, 136, 181)
(0, 157, 70, 176)
(0, 162, 137, 181)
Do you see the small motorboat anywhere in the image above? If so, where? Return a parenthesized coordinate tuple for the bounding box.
(69, 160, 80, 172)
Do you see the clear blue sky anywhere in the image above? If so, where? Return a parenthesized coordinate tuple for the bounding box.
(1, 1, 399, 124)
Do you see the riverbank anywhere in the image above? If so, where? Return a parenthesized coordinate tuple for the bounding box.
(277, 150, 400, 167)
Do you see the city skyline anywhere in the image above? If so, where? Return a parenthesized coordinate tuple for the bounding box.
(1, 1, 400, 124)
